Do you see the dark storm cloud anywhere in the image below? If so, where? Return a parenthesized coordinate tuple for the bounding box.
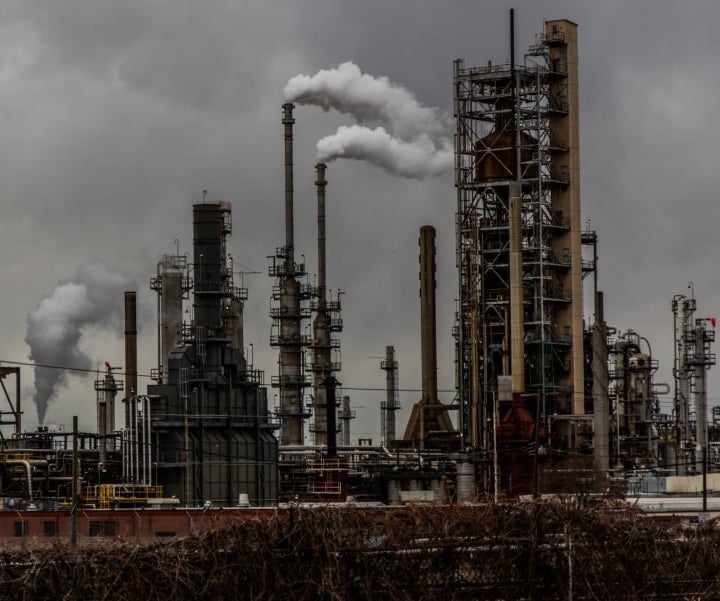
(0, 0, 719, 431)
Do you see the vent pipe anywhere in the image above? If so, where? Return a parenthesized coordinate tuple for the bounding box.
(312, 162, 330, 446)
(316, 163, 327, 310)
(124, 291, 137, 427)
(276, 102, 305, 445)
(283, 103, 296, 270)
(509, 182, 525, 392)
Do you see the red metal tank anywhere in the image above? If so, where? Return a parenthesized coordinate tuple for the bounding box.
(498, 396, 535, 443)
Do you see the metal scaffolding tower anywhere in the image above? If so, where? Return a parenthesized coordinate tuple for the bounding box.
(0, 367, 21, 444)
(454, 18, 588, 451)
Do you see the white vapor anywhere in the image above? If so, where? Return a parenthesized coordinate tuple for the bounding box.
(25, 265, 130, 425)
(285, 62, 453, 180)
(317, 126, 453, 180)
(284, 61, 448, 140)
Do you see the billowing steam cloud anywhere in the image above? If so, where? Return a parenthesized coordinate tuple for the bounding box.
(317, 126, 452, 180)
(284, 61, 447, 140)
(285, 61, 451, 180)
(25, 265, 130, 424)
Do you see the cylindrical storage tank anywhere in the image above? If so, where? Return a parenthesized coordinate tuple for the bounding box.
(456, 462, 476, 502)
(431, 478, 446, 503)
(386, 479, 401, 506)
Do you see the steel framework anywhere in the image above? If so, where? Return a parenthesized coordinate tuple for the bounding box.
(454, 20, 586, 450)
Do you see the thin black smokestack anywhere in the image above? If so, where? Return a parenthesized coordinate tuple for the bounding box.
(25, 265, 129, 424)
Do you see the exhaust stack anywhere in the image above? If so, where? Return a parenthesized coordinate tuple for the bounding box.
(403, 226, 454, 447)
(270, 103, 311, 445)
(420, 226, 439, 403)
(124, 291, 137, 425)
(311, 162, 342, 455)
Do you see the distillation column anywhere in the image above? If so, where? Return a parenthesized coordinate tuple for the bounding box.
(310, 163, 342, 451)
(150, 254, 188, 384)
(673, 295, 694, 475)
(454, 18, 585, 456)
(380, 346, 399, 445)
(546, 19, 584, 415)
(270, 103, 311, 445)
(592, 291, 609, 473)
(689, 313, 715, 473)
(338, 396, 354, 446)
(95, 365, 122, 467)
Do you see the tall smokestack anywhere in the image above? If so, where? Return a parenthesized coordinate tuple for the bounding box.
(124, 291, 137, 429)
(403, 226, 453, 447)
(283, 103, 296, 270)
(316, 163, 327, 311)
(420, 225, 438, 403)
(592, 291, 609, 473)
(312, 163, 329, 446)
(274, 102, 306, 445)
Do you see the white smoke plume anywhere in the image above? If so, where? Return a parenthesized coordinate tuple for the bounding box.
(317, 126, 453, 180)
(285, 62, 452, 180)
(25, 265, 130, 424)
(284, 61, 448, 140)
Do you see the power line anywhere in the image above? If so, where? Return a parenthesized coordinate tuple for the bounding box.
(0, 360, 154, 379)
(342, 386, 456, 394)
(0, 361, 458, 393)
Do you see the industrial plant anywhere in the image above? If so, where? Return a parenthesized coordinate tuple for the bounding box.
(0, 15, 718, 544)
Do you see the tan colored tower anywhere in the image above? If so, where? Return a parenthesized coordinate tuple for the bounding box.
(545, 20, 584, 414)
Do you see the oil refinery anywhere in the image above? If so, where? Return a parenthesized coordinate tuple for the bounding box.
(0, 14, 718, 543)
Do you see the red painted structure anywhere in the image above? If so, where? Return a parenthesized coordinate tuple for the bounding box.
(0, 507, 286, 543)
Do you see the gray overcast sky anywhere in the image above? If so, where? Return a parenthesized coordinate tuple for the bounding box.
(1, 0, 719, 439)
